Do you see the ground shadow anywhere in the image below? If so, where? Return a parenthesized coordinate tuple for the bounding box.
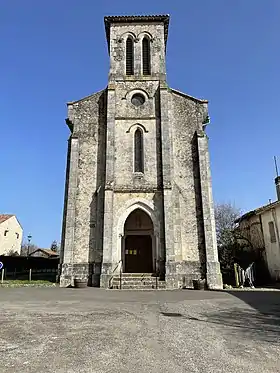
(197, 290, 280, 343)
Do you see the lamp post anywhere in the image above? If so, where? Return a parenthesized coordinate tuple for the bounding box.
(27, 234, 32, 256)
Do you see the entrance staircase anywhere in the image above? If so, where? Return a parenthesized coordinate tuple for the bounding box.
(110, 273, 166, 290)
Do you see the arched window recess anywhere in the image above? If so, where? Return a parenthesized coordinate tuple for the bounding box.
(134, 128, 144, 173)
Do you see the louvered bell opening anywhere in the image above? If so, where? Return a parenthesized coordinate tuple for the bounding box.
(142, 38, 151, 76)
(126, 38, 134, 76)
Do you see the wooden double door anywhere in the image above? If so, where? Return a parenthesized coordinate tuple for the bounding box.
(124, 235, 153, 273)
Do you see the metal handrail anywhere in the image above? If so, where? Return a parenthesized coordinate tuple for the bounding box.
(119, 260, 123, 290)
(109, 259, 123, 289)
(154, 258, 158, 289)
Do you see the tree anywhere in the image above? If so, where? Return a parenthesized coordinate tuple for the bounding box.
(20, 243, 38, 256)
(7, 250, 19, 256)
(215, 202, 242, 282)
(215, 202, 241, 248)
(215, 202, 271, 286)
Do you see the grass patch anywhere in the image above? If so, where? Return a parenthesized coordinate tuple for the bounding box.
(3, 280, 53, 284)
(0, 280, 56, 287)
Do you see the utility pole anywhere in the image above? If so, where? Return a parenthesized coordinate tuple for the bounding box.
(27, 234, 32, 256)
(274, 156, 279, 177)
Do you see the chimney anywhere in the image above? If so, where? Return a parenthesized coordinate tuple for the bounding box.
(275, 176, 280, 201)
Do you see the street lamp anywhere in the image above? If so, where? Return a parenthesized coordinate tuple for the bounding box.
(27, 234, 32, 256)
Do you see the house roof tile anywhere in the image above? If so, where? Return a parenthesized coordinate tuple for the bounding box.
(0, 214, 14, 224)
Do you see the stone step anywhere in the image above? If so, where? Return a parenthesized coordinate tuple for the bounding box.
(112, 282, 165, 288)
(116, 273, 154, 277)
(111, 274, 166, 290)
(112, 283, 166, 290)
(112, 277, 159, 283)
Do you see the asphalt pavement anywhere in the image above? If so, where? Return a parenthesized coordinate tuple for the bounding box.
(0, 288, 279, 373)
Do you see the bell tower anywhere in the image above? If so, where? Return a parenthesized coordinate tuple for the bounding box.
(104, 15, 169, 82)
(100, 16, 171, 287)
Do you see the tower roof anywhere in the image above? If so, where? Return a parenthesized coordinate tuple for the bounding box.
(104, 15, 170, 50)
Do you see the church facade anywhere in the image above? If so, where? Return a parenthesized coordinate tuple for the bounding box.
(59, 15, 223, 289)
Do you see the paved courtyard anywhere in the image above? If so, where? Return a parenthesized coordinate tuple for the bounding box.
(0, 288, 280, 373)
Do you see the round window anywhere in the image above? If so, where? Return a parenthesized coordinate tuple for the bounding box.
(131, 93, 145, 107)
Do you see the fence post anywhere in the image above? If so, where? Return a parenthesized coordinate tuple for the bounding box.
(1, 269, 4, 284)
(29, 268, 32, 282)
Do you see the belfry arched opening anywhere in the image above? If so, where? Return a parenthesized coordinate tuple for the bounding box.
(123, 208, 154, 273)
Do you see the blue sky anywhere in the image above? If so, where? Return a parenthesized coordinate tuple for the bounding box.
(1, 0, 279, 247)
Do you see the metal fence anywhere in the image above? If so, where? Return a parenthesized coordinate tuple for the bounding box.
(0, 255, 59, 282)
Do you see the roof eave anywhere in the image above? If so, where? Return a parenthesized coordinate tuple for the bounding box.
(104, 15, 170, 52)
(67, 88, 106, 105)
(236, 200, 280, 223)
(171, 88, 208, 104)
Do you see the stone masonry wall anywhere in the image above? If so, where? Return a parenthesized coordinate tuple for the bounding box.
(60, 90, 107, 286)
(171, 91, 206, 262)
(109, 23, 166, 81)
(165, 90, 209, 287)
(114, 81, 160, 189)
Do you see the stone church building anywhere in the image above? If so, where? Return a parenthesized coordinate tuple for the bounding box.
(59, 15, 222, 289)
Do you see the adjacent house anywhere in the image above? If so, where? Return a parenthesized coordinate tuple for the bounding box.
(0, 214, 23, 256)
(29, 248, 59, 259)
(235, 176, 280, 282)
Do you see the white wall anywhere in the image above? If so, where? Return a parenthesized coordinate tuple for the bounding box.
(0, 216, 23, 255)
(261, 206, 280, 281)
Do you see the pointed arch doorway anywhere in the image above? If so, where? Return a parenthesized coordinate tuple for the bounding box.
(123, 208, 154, 273)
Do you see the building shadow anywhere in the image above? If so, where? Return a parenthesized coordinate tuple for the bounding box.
(154, 86, 166, 279)
(88, 91, 107, 287)
(191, 132, 206, 275)
(194, 290, 280, 343)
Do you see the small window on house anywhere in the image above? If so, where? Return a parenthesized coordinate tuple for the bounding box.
(4, 230, 8, 236)
(126, 37, 134, 76)
(142, 37, 151, 75)
(134, 128, 144, 173)
(16, 233, 19, 239)
(268, 221, 276, 243)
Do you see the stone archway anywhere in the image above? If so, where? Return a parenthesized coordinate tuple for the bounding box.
(123, 208, 154, 273)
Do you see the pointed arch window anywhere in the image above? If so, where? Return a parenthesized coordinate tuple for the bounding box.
(134, 128, 144, 173)
(142, 37, 151, 75)
(126, 37, 134, 75)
